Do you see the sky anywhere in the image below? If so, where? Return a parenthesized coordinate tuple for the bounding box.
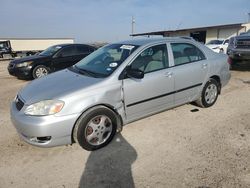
(0, 0, 250, 43)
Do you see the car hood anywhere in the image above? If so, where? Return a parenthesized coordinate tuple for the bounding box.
(235, 35, 250, 40)
(19, 69, 104, 105)
(11, 55, 49, 64)
(206, 44, 220, 49)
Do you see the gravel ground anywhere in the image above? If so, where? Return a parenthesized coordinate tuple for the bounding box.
(0, 60, 250, 188)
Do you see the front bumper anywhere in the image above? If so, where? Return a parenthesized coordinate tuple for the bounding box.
(227, 49, 250, 60)
(8, 65, 32, 79)
(10, 102, 80, 147)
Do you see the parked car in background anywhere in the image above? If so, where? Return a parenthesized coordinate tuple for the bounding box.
(227, 30, 250, 67)
(206, 39, 229, 54)
(8, 44, 96, 79)
(10, 37, 230, 151)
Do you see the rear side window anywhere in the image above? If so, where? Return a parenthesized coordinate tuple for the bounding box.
(59, 46, 77, 57)
(88, 46, 96, 52)
(171, 43, 206, 66)
(76, 45, 90, 54)
(130, 44, 169, 73)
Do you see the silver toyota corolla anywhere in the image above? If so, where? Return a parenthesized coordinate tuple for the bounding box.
(10, 37, 231, 150)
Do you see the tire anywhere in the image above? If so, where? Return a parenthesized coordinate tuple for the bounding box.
(73, 106, 117, 151)
(196, 78, 219, 108)
(32, 65, 50, 79)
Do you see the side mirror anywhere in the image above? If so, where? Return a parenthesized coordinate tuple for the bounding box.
(126, 68, 144, 79)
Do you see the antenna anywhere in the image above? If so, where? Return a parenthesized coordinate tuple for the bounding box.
(131, 16, 135, 37)
(176, 21, 182, 30)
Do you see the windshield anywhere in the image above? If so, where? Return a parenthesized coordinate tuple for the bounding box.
(206, 40, 223, 45)
(0, 42, 7, 49)
(39, 45, 63, 56)
(73, 43, 139, 78)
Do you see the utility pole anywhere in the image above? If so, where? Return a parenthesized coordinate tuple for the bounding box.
(131, 16, 135, 37)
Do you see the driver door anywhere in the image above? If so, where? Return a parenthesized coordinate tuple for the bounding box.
(122, 44, 175, 122)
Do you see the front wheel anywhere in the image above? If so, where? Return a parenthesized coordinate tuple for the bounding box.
(32, 65, 50, 79)
(73, 106, 117, 151)
(196, 78, 219, 108)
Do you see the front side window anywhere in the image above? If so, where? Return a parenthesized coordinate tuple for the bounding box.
(73, 44, 138, 77)
(130, 44, 169, 73)
(39, 45, 62, 56)
(171, 43, 206, 66)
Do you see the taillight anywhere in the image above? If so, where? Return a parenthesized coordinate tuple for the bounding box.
(227, 57, 232, 65)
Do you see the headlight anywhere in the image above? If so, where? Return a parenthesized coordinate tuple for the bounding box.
(16, 61, 33, 68)
(24, 100, 64, 116)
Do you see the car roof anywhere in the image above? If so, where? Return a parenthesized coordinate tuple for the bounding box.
(115, 37, 195, 46)
(51, 43, 95, 48)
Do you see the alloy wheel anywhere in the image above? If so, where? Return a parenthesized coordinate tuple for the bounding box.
(84, 115, 113, 146)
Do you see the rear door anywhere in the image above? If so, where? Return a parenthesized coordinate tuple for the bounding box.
(169, 42, 208, 105)
(122, 43, 175, 122)
(52, 45, 79, 70)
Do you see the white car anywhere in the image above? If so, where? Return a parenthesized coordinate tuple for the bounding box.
(206, 39, 229, 54)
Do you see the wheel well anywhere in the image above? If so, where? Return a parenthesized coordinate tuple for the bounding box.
(71, 104, 123, 143)
(210, 75, 221, 94)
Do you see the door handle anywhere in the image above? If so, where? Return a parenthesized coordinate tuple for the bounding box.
(202, 63, 208, 69)
(165, 72, 173, 77)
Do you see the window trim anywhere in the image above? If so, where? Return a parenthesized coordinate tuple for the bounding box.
(170, 42, 207, 67)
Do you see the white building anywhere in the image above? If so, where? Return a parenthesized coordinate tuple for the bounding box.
(132, 22, 250, 44)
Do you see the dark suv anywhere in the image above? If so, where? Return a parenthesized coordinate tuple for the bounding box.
(227, 30, 250, 66)
(8, 44, 96, 79)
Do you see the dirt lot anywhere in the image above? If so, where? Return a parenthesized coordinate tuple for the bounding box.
(0, 60, 250, 188)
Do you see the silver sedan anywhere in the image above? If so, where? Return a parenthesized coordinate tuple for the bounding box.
(10, 37, 231, 150)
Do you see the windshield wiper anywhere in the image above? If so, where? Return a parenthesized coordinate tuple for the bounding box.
(73, 66, 106, 78)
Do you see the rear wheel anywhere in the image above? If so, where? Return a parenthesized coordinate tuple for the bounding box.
(196, 78, 219, 108)
(32, 65, 50, 79)
(73, 106, 117, 151)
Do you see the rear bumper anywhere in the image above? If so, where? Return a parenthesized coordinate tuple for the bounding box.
(221, 71, 231, 88)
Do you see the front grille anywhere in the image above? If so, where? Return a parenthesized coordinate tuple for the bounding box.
(15, 96, 24, 111)
(236, 39, 250, 48)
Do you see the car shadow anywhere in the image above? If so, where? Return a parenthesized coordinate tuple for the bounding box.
(79, 133, 137, 188)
